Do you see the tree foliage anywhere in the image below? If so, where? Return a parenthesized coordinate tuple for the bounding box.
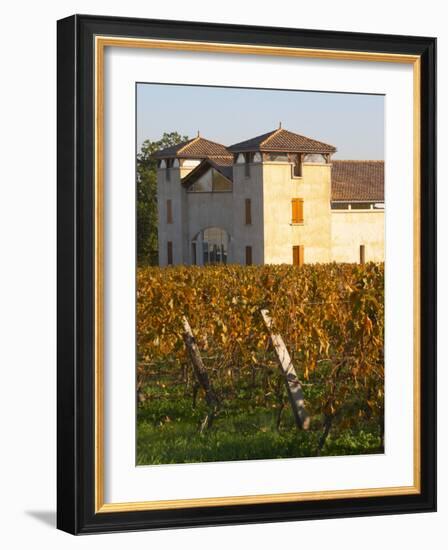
(136, 132, 189, 265)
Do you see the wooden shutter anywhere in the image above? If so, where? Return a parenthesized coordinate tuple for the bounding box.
(292, 198, 304, 223)
(360, 245, 366, 265)
(245, 198, 252, 225)
(167, 241, 173, 265)
(293, 245, 304, 266)
(245, 246, 252, 266)
(166, 199, 173, 224)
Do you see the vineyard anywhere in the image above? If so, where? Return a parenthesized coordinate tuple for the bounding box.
(137, 263, 384, 465)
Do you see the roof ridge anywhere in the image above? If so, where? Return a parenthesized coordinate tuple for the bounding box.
(177, 135, 201, 154)
(259, 127, 283, 146)
(198, 136, 230, 148)
(178, 135, 232, 156)
(333, 159, 384, 163)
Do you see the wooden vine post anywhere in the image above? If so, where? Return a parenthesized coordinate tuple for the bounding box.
(182, 316, 219, 431)
(261, 309, 310, 431)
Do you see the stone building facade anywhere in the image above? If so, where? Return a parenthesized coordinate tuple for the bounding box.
(153, 127, 384, 267)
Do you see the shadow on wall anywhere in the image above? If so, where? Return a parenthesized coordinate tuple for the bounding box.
(25, 510, 56, 529)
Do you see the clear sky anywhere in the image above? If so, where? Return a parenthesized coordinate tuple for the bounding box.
(137, 83, 384, 160)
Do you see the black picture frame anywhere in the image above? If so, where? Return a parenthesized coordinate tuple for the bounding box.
(57, 14, 436, 535)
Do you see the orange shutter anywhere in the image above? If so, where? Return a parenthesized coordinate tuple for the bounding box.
(293, 245, 304, 266)
(292, 198, 304, 223)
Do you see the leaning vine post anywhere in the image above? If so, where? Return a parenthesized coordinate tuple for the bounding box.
(182, 316, 219, 431)
(261, 309, 310, 431)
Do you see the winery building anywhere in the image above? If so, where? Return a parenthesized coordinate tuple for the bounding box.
(153, 126, 384, 266)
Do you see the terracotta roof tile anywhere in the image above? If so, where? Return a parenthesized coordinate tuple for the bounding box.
(331, 161, 384, 202)
(228, 127, 336, 154)
(209, 156, 234, 166)
(153, 136, 232, 160)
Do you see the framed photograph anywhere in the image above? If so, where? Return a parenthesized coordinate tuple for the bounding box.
(57, 14, 436, 534)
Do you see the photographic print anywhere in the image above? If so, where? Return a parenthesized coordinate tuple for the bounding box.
(57, 16, 436, 533)
(136, 83, 385, 466)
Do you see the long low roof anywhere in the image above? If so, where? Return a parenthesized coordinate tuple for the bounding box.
(331, 161, 384, 202)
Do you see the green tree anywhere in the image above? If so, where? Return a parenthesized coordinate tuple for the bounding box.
(137, 132, 189, 265)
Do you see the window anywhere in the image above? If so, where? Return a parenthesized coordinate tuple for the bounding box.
(304, 153, 326, 163)
(166, 199, 173, 224)
(291, 154, 302, 177)
(293, 245, 304, 266)
(188, 168, 232, 192)
(331, 202, 376, 210)
(202, 227, 229, 265)
(167, 241, 173, 265)
(331, 202, 350, 210)
(268, 153, 289, 162)
(360, 245, 366, 265)
(291, 198, 304, 224)
(182, 159, 201, 168)
(189, 169, 212, 192)
(212, 170, 232, 191)
(245, 246, 253, 266)
(191, 242, 197, 265)
(245, 198, 252, 225)
(244, 153, 251, 177)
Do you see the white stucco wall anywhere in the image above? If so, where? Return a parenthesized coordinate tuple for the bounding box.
(157, 166, 235, 265)
(156, 167, 168, 265)
(262, 162, 333, 264)
(156, 167, 185, 266)
(156, 162, 385, 266)
(232, 163, 264, 264)
(331, 209, 385, 262)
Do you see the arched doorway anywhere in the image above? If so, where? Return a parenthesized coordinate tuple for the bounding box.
(192, 227, 230, 265)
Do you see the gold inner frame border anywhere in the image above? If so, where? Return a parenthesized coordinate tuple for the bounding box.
(94, 35, 421, 513)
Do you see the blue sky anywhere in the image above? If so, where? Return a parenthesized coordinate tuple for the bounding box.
(137, 83, 384, 160)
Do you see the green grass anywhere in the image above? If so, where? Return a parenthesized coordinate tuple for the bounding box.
(136, 378, 383, 465)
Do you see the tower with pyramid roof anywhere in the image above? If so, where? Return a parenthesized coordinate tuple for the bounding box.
(228, 126, 336, 264)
